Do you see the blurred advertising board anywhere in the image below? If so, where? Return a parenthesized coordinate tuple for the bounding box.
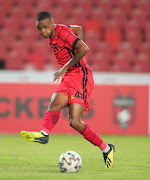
(0, 83, 149, 135)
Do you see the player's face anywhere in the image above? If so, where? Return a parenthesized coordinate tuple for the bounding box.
(36, 18, 54, 39)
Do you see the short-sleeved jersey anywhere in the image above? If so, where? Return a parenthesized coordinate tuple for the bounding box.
(49, 24, 92, 72)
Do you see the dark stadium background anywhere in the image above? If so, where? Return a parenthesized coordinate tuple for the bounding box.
(0, 0, 150, 72)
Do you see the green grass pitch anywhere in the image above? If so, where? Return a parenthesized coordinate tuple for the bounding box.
(0, 134, 150, 180)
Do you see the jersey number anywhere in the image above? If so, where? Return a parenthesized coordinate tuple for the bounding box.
(75, 91, 84, 99)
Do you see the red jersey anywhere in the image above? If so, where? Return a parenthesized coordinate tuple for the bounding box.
(49, 24, 92, 72)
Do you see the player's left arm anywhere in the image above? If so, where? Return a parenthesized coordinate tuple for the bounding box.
(69, 25, 83, 40)
(53, 40, 89, 82)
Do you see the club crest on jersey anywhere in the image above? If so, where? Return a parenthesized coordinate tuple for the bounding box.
(112, 89, 136, 129)
(52, 43, 58, 53)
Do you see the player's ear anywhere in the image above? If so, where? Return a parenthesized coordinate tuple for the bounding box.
(51, 20, 55, 27)
(50, 18, 54, 25)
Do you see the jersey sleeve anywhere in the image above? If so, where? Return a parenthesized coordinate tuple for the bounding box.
(58, 26, 80, 50)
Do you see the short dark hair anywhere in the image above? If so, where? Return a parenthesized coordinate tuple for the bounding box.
(36, 11, 53, 21)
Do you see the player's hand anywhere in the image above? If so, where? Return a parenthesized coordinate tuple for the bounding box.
(53, 65, 68, 82)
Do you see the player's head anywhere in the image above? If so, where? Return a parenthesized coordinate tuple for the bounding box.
(36, 11, 55, 39)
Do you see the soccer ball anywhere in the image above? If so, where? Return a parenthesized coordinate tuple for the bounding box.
(58, 151, 82, 173)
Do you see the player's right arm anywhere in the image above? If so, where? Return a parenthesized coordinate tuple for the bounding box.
(53, 25, 88, 82)
(69, 25, 83, 40)
(53, 40, 89, 82)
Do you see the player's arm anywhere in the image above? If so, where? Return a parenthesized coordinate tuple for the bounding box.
(64, 40, 88, 68)
(69, 25, 83, 40)
(53, 40, 89, 82)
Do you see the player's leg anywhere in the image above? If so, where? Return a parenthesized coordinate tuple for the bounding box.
(20, 92, 69, 144)
(69, 103, 108, 147)
(41, 92, 69, 134)
(68, 103, 115, 168)
(68, 103, 85, 132)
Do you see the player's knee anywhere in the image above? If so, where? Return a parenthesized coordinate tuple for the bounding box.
(69, 120, 77, 129)
(47, 101, 60, 111)
(69, 118, 79, 129)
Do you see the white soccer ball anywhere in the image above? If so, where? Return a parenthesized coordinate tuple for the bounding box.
(58, 151, 82, 173)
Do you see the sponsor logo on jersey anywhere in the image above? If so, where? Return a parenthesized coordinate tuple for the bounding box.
(71, 95, 74, 99)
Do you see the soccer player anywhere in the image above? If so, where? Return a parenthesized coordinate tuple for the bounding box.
(20, 11, 115, 168)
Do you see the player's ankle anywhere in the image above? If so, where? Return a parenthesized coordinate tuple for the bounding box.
(102, 145, 110, 153)
(40, 129, 49, 135)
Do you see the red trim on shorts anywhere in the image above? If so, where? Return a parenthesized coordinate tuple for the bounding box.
(54, 91, 68, 97)
(69, 102, 88, 111)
